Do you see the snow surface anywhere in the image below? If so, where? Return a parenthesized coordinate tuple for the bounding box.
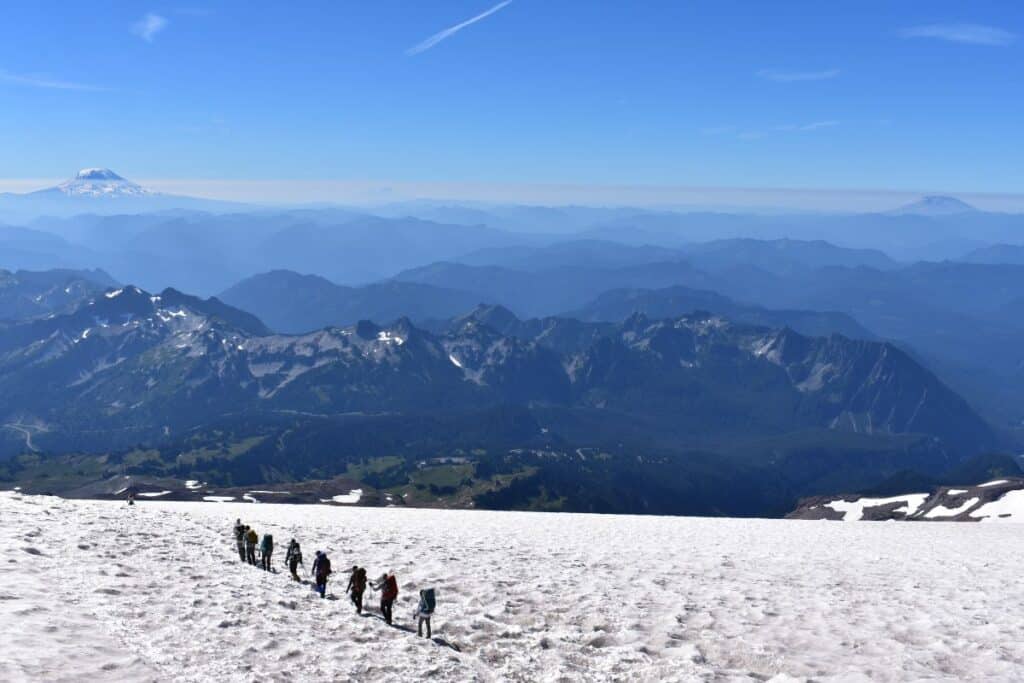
(824, 494, 928, 521)
(3, 492, 1024, 681)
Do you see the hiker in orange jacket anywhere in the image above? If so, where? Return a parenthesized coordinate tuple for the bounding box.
(372, 570, 399, 624)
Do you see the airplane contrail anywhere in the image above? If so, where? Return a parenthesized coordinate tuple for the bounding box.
(406, 1, 513, 56)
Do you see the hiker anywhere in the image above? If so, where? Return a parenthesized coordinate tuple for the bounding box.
(260, 533, 274, 571)
(372, 570, 399, 625)
(285, 539, 303, 581)
(244, 526, 259, 565)
(233, 519, 246, 562)
(127, 491, 135, 506)
(346, 566, 367, 614)
(312, 551, 332, 598)
(414, 588, 436, 638)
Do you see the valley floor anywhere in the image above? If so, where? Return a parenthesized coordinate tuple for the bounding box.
(1, 493, 1023, 681)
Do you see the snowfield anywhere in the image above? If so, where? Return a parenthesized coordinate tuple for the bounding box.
(2, 493, 1024, 681)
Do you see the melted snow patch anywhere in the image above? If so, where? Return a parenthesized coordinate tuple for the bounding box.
(825, 494, 928, 521)
(970, 490, 1024, 522)
(924, 497, 979, 519)
(320, 489, 363, 505)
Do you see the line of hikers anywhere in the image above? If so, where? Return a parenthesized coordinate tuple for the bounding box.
(232, 518, 435, 638)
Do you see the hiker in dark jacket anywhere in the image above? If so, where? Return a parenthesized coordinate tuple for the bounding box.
(285, 539, 303, 581)
(346, 566, 367, 614)
(312, 551, 332, 598)
(415, 589, 436, 638)
(260, 533, 274, 571)
(371, 571, 399, 624)
(233, 520, 246, 562)
(244, 527, 258, 565)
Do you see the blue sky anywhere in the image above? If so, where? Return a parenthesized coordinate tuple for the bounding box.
(0, 1, 1021, 205)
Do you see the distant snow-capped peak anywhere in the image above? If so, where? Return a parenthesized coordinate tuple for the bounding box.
(53, 168, 153, 198)
(893, 195, 977, 216)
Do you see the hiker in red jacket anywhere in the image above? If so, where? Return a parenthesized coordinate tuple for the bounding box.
(372, 570, 399, 624)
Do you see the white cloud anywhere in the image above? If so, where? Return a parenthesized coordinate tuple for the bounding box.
(757, 68, 840, 82)
(901, 23, 1015, 46)
(0, 69, 105, 91)
(132, 13, 168, 42)
(775, 120, 840, 132)
(407, 1, 513, 56)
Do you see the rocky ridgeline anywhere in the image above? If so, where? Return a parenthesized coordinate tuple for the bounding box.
(37, 474, 381, 507)
(788, 478, 1024, 522)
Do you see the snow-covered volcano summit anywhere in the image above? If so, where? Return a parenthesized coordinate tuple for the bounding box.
(892, 195, 977, 216)
(47, 168, 153, 198)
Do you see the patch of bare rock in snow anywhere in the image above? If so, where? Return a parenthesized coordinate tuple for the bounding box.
(2, 492, 1024, 681)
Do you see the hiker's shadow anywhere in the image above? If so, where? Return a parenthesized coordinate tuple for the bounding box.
(432, 637, 461, 652)
(359, 612, 416, 634)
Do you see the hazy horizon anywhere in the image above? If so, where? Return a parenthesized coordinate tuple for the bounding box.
(3, 173, 1024, 213)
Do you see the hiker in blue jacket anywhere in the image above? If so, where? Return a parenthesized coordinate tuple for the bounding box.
(415, 588, 436, 638)
(312, 551, 332, 598)
(260, 533, 274, 571)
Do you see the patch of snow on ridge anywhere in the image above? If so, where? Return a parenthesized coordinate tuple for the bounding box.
(202, 495, 235, 502)
(320, 489, 363, 504)
(970, 490, 1024, 522)
(924, 498, 979, 519)
(377, 330, 405, 346)
(104, 289, 124, 299)
(825, 494, 929, 521)
(184, 480, 203, 490)
(448, 354, 463, 368)
(946, 489, 968, 495)
(979, 480, 1009, 488)
(137, 491, 171, 498)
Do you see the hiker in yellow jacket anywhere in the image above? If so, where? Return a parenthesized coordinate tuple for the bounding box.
(244, 527, 258, 565)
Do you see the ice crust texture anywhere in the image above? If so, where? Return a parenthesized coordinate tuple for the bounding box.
(2, 492, 1024, 681)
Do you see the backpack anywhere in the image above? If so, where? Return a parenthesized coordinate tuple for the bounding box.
(421, 588, 436, 614)
(262, 534, 273, 550)
(316, 556, 332, 579)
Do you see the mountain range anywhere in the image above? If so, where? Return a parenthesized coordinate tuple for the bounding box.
(0, 281, 996, 456)
(1, 170, 1023, 515)
(0, 277, 1004, 515)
